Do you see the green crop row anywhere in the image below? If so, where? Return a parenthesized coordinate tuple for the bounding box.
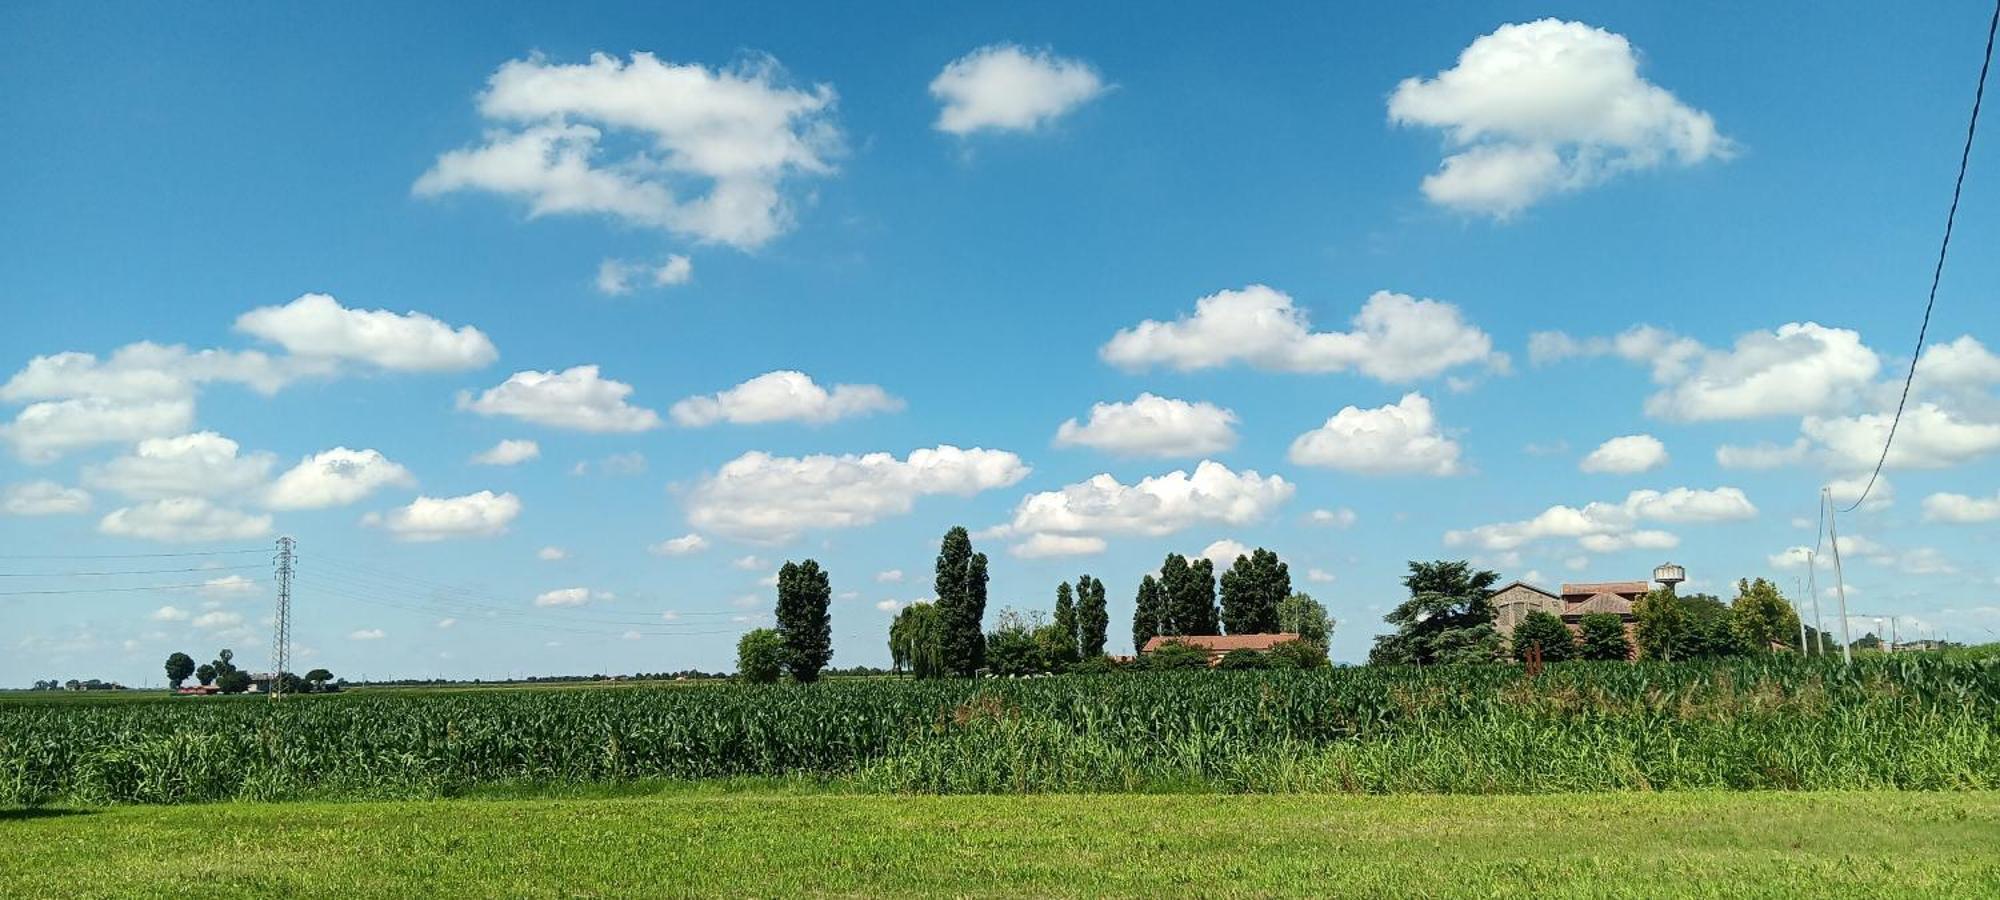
(4, 654, 1997, 804)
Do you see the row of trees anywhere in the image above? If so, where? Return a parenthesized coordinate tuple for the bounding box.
(163, 649, 335, 694)
(890, 528, 1115, 678)
(1132, 547, 1330, 647)
(738, 559, 834, 684)
(1369, 562, 1816, 666)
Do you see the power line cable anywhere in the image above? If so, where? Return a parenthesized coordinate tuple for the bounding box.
(0, 548, 269, 561)
(0, 580, 221, 597)
(0, 563, 266, 578)
(1842, 0, 1999, 513)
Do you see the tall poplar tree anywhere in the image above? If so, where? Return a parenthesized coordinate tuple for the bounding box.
(775, 559, 832, 683)
(1053, 581, 1078, 658)
(934, 526, 989, 676)
(1075, 574, 1109, 658)
(1220, 548, 1290, 634)
(1161, 553, 1219, 636)
(1132, 574, 1164, 652)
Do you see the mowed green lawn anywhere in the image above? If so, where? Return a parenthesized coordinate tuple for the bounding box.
(4, 792, 1997, 898)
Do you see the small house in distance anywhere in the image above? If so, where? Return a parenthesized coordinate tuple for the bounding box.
(1140, 633, 1301, 666)
(1490, 579, 1646, 658)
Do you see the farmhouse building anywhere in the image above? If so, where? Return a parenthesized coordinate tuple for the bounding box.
(1490, 579, 1646, 657)
(1140, 633, 1301, 665)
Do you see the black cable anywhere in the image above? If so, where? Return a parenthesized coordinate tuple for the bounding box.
(0, 580, 220, 597)
(0, 563, 266, 578)
(1844, 0, 1999, 512)
(0, 548, 268, 560)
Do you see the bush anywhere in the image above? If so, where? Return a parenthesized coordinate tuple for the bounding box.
(1071, 655, 1118, 675)
(1217, 649, 1270, 670)
(736, 629, 786, 684)
(1576, 613, 1632, 661)
(1143, 641, 1211, 671)
(1266, 639, 1330, 669)
(1511, 611, 1578, 662)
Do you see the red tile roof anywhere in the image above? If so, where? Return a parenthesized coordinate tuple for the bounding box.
(1560, 581, 1649, 598)
(1142, 633, 1301, 654)
(1566, 592, 1636, 616)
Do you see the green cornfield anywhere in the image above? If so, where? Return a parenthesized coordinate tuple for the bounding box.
(5, 654, 1997, 805)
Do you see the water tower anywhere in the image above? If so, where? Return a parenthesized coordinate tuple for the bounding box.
(1653, 562, 1686, 594)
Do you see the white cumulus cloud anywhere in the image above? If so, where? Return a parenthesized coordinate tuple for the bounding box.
(999, 460, 1293, 557)
(233, 293, 496, 371)
(649, 533, 710, 556)
(2, 480, 91, 516)
(1053, 393, 1237, 458)
(82, 432, 275, 500)
(458, 365, 662, 432)
(2, 397, 195, 463)
(687, 445, 1030, 542)
(1446, 486, 1755, 555)
(533, 587, 605, 608)
(472, 439, 541, 466)
(1288, 393, 1462, 476)
(1102, 286, 1498, 382)
(930, 44, 1106, 135)
(597, 255, 693, 295)
(363, 490, 521, 542)
(1922, 491, 2000, 524)
(1389, 19, 1730, 217)
(670, 370, 903, 427)
(98, 498, 272, 543)
(265, 447, 415, 510)
(1579, 434, 1667, 474)
(415, 51, 840, 250)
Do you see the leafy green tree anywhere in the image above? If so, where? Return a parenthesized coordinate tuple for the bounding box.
(1851, 631, 1883, 651)
(933, 527, 989, 677)
(304, 668, 334, 691)
(1142, 640, 1210, 671)
(1368, 560, 1502, 666)
(1075, 574, 1108, 658)
(984, 608, 1042, 677)
(195, 663, 216, 686)
(1052, 582, 1079, 664)
(775, 559, 833, 683)
(1509, 610, 1578, 662)
(1267, 638, 1331, 669)
(164, 652, 195, 689)
(1633, 588, 1687, 660)
(1679, 593, 1749, 658)
(1160, 553, 1219, 636)
(1220, 548, 1289, 634)
(213, 648, 237, 678)
(1216, 648, 1269, 670)
(1731, 577, 1799, 652)
(735, 628, 785, 684)
(216, 669, 252, 694)
(1277, 593, 1334, 645)
(889, 602, 946, 678)
(1132, 574, 1165, 651)
(1575, 613, 1632, 660)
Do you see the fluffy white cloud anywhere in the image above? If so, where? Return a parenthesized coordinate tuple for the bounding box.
(649, 533, 709, 556)
(348, 628, 386, 641)
(687, 445, 1029, 542)
(1824, 473, 1894, 511)
(1197, 539, 1253, 569)
(873, 599, 904, 613)
(537, 545, 568, 561)
(265, 448, 415, 510)
(1915, 336, 2000, 387)
(1288, 393, 1462, 476)
(1102, 286, 1498, 382)
(458, 365, 662, 432)
(597, 255, 693, 295)
(1000, 460, 1293, 557)
(1537, 323, 1881, 422)
(875, 569, 904, 583)
(233, 293, 496, 371)
(150, 605, 191, 623)
(1715, 438, 1808, 470)
(1922, 491, 2000, 524)
(1306, 568, 1337, 584)
(194, 611, 245, 631)
(2, 397, 195, 463)
(930, 44, 1106, 135)
(1009, 533, 1108, 558)
(670, 370, 903, 427)
(2, 480, 91, 516)
(79, 432, 273, 501)
(1308, 507, 1357, 528)
(1389, 19, 1729, 217)
(473, 439, 541, 466)
(1579, 434, 1667, 474)
(1446, 486, 1754, 555)
(1804, 404, 2000, 470)
(414, 52, 840, 249)
(99, 498, 273, 543)
(533, 587, 604, 608)
(1, 342, 310, 404)
(363, 490, 521, 542)
(731, 555, 766, 571)
(200, 575, 258, 598)
(1053, 393, 1237, 458)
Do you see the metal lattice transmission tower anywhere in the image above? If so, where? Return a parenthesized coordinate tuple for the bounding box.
(270, 536, 296, 701)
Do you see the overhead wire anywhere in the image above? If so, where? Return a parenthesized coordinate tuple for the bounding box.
(1841, 0, 1999, 512)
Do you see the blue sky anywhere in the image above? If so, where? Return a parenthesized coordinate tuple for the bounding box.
(4, 1, 1998, 684)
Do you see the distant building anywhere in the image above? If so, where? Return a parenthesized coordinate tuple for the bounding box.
(1140, 633, 1301, 666)
(1490, 580, 1647, 658)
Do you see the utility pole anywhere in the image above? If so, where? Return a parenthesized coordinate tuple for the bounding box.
(270, 535, 295, 701)
(1823, 488, 1852, 665)
(1807, 551, 1826, 655)
(1793, 577, 1807, 653)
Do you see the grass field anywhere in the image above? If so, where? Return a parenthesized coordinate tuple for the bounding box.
(3, 791, 1996, 897)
